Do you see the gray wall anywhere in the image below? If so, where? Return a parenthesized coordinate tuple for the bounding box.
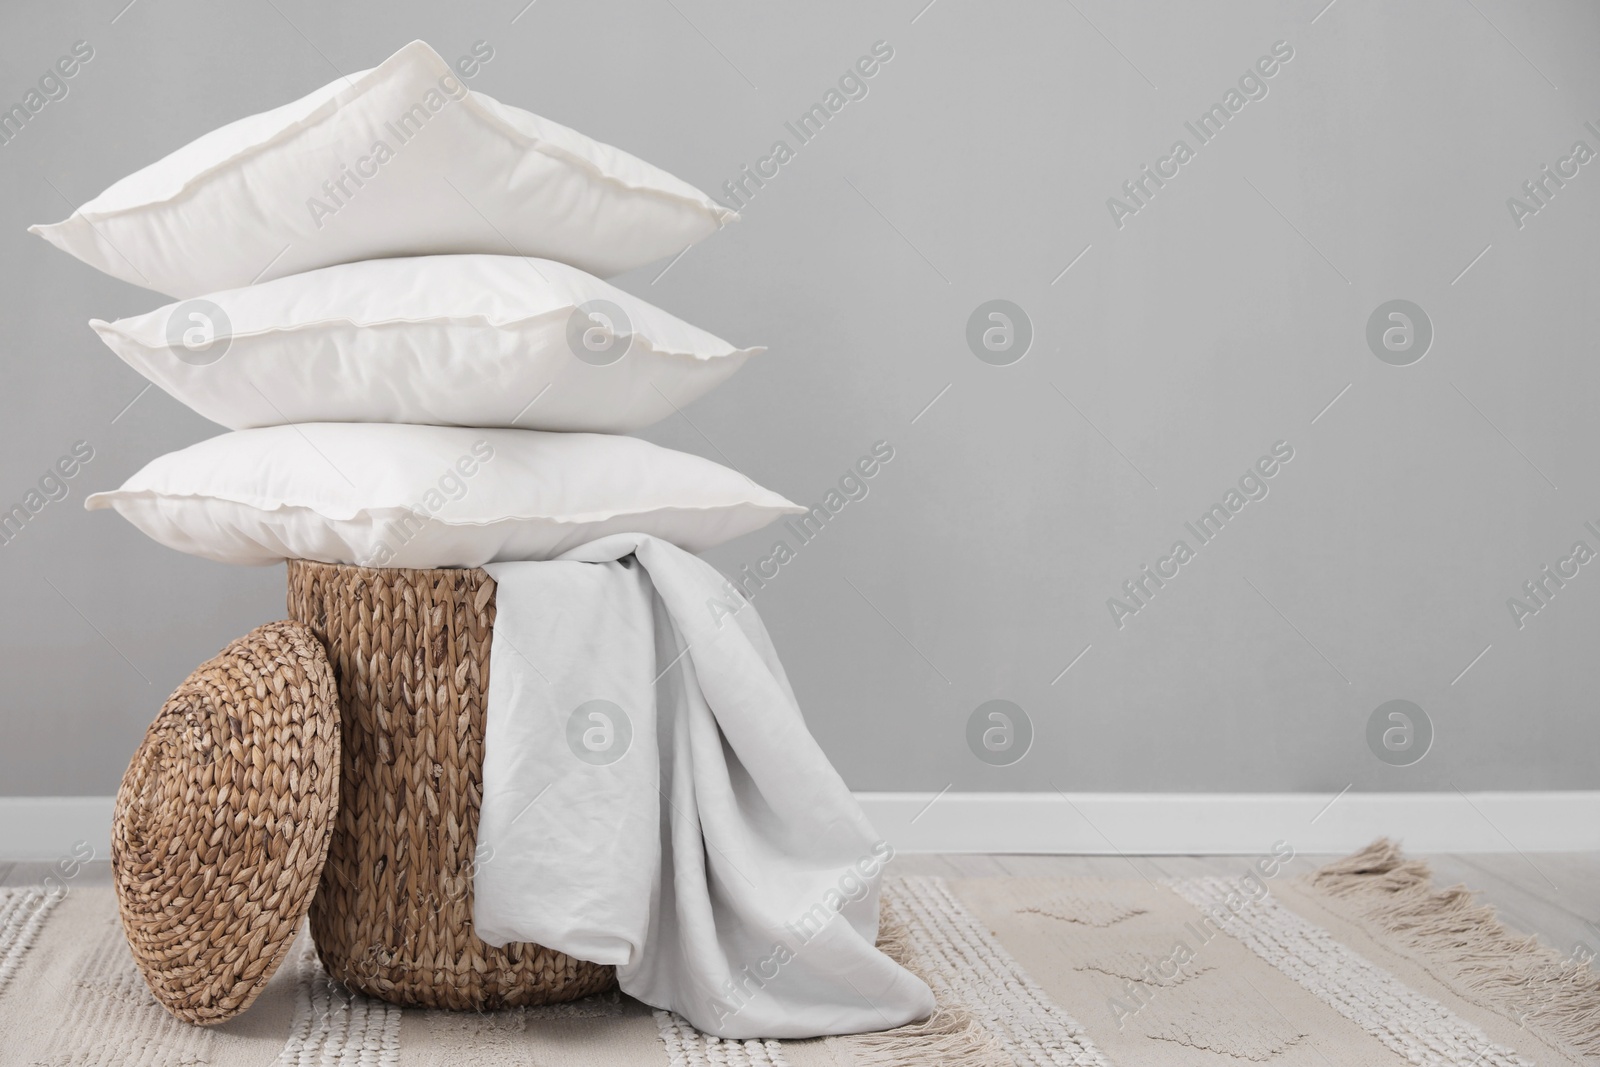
(3, 0, 1597, 797)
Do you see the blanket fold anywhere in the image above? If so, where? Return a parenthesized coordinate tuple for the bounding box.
(474, 533, 935, 1039)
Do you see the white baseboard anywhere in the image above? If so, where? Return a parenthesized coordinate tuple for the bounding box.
(3, 792, 1597, 862)
(0, 797, 114, 863)
(857, 791, 1600, 854)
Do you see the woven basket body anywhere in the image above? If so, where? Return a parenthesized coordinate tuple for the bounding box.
(286, 560, 616, 1010)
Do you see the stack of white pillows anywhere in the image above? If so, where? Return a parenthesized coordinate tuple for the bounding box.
(34, 41, 803, 568)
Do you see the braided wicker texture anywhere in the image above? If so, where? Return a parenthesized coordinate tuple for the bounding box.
(112, 619, 341, 1025)
(286, 559, 617, 1009)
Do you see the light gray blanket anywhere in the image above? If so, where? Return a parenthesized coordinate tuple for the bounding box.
(474, 533, 934, 1039)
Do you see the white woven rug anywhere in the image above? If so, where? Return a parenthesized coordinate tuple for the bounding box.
(1, 842, 1594, 1066)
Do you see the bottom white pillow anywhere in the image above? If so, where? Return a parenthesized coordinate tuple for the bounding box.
(85, 424, 803, 567)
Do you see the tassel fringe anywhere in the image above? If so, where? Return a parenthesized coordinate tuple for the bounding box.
(823, 905, 1012, 1067)
(843, 1003, 1012, 1067)
(1311, 838, 1600, 1060)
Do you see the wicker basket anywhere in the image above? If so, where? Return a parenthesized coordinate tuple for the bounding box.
(286, 559, 617, 1010)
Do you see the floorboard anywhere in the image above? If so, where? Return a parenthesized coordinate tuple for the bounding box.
(0, 861, 53, 888)
(0, 859, 112, 890)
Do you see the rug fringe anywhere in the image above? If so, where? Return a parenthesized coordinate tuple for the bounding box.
(873, 907, 915, 970)
(1311, 838, 1600, 1060)
(845, 1004, 1012, 1067)
(822, 909, 1012, 1067)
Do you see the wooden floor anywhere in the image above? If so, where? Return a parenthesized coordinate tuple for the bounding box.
(5, 854, 1597, 961)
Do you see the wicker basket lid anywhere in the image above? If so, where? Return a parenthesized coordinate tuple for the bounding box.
(111, 620, 340, 1025)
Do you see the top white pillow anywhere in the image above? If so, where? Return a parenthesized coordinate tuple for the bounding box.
(30, 40, 733, 297)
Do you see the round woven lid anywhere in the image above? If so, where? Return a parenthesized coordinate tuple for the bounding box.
(112, 620, 340, 1025)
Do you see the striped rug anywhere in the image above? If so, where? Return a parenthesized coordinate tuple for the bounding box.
(0, 841, 1593, 1065)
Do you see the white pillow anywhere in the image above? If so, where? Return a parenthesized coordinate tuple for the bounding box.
(85, 425, 802, 567)
(30, 40, 733, 298)
(88, 255, 761, 433)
